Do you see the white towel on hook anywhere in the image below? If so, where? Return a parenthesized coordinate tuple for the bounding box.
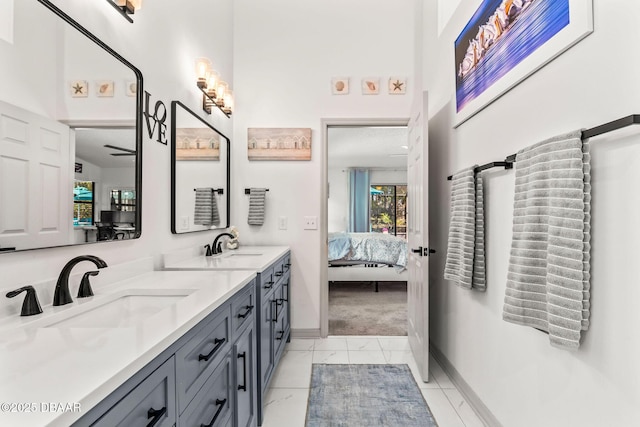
(194, 188, 220, 227)
(248, 188, 267, 226)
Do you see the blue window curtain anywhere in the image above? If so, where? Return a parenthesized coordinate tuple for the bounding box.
(348, 168, 370, 232)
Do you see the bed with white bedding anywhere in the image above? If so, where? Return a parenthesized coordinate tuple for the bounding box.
(328, 232, 408, 289)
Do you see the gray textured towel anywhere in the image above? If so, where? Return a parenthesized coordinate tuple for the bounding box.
(247, 188, 266, 226)
(503, 130, 591, 350)
(444, 166, 486, 291)
(194, 188, 220, 227)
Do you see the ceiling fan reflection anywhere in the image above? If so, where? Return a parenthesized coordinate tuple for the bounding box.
(104, 144, 136, 156)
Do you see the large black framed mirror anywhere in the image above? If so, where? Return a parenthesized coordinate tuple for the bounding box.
(0, 0, 143, 253)
(171, 101, 230, 233)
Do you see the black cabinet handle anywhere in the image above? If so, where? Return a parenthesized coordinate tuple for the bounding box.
(199, 338, 226, 362)
(276, 298, 284, 307)
(237, 352, 247, 391)
(276, 330, 285, 341)
(146, 406, 166, 427)
(411, 246, 423, 254)
(271, 300, 278, 323)
(237, 305, 254, 319)
(263, 281, 274, 289)
(200, 399, 226, 427)
(275, 271, 283, 277)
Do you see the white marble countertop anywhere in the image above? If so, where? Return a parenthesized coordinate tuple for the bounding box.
(163, 245, 290, 271)
(0, 266, 256, 427)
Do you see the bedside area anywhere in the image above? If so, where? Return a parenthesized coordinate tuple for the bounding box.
(0, 258, 258, 427)
(163, 246, 291, 426)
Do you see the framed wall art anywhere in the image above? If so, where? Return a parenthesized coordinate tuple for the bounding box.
(332, 77, 349, 95)
(453, 0, 593, 127)
(248, 128, 311, 161)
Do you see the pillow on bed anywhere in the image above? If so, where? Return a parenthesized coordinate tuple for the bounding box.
(328, 232, 351, 260)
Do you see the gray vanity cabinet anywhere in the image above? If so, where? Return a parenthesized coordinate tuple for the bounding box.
(91, 356, 176, 427)
(256, 252, 291, 425)
(75, 279, 257, 427)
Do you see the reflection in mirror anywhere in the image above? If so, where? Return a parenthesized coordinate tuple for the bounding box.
(171, 101, 230, 234)
(0, 0, 142, 252)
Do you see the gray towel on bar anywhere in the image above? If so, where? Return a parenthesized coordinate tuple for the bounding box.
(444, 166, 486, 291)
(194, 188, 220, 227)
(503, 130, 591, 350)
(248, 188, 266, 226)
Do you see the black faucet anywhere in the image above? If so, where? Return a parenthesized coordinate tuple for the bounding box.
(6, 286, 42, 316)
(54, 255, 108, 306)
(212, 233, 234, 255)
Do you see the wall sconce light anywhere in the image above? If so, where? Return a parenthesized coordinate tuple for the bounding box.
(196, 58, 233, 117)
(107, 0, 143, 23)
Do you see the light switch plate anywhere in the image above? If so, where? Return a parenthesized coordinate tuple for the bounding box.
(278, 216, 288, 230)
(303, 216, 318, 230)
(180, 216, 189, 230)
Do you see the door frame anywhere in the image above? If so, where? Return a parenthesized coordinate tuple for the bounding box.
(320, 117, 410, 338)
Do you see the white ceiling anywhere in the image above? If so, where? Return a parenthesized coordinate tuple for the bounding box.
(327, 126, 408, 169)
(75, 128, 137, 169)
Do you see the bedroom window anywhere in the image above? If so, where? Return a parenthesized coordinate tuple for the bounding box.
(370, 185, 407, 239)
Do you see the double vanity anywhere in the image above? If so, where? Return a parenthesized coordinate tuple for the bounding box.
(0, 246, 291, 427)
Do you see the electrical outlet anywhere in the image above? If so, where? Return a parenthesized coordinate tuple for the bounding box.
(180, 216, 189, 230)
(303, 216, 318, 230)
(278, 216, 288, 230)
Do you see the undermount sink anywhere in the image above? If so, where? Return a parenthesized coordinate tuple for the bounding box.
(42, 289, 195, 329)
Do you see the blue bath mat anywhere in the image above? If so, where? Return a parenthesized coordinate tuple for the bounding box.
(305, 364, 437, 427)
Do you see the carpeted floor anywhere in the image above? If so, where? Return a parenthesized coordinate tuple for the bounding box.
(329, 281, 407, 336)
(306, 364, 437, 427)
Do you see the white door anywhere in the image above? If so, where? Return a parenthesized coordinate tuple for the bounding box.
(0, 100, 72, 250)
(407, 91, 430, 382)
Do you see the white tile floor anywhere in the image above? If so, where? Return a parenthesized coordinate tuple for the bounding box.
(261, 336, 486, 427)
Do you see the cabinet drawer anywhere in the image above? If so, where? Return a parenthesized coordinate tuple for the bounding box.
(259, 267, 275, 300)
(176, 305, 231, 413)
(92, 357, 176, 427)
(232, 281, 256, 334)
(180, 355, 232, 427)
(272, 258, 286, 285)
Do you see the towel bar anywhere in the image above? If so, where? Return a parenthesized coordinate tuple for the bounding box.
(244, 188, 269, 194)
(193, 188, 224, 194)
(449, 114, 640, 180)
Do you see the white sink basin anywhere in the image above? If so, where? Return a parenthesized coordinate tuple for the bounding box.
(41, 289, 195, 329)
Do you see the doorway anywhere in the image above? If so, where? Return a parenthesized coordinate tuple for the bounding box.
(321, 120, 409, 337)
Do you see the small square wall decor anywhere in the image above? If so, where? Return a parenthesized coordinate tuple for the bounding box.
(388, 77, 407, 95)
(70, 80, 88, 97)
(125, 80, 137, 97)
(331, 77, 349, 95)
(361, 77, 380, 95)
(96, 80, 114, 97)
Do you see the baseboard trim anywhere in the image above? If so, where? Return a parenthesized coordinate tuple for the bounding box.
(291, 328, 321, 339)
(429, 342, 502, 427)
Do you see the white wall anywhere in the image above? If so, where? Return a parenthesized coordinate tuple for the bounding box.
(424, 1, 640, 425)
(0, 0, 234, 306)
(233, 0, 415, 332)
(370, 169, 406, 185)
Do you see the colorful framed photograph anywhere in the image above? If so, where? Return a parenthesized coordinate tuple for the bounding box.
(125, 80, 137, 97)
(95, 80, 114, 97)
(388, 77, 407, 95)
(453, 0, 593, 127)
(248, 128, 311, 161)
(361, 77, 380, 95)
(70, 80, 88, 97)
(331, 77, 349, 95)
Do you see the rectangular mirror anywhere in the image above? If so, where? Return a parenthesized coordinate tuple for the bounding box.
(171, 101, 230, 233)
(0, 0, 143, 252)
